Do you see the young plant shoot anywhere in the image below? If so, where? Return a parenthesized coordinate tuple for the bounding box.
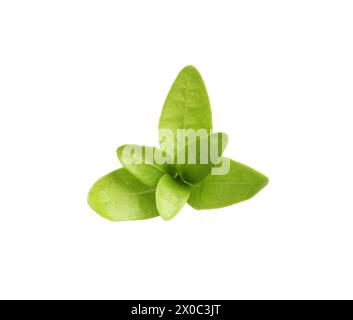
(88, 66, 268, 221)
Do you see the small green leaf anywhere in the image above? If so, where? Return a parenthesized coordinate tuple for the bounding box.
(188, 158, 268, 210)
(158, 66, 212, 154)
(88, 168, 159, 221)
(117, 144, 170, 187)
(156, 174, 191, 220)
(175, 132, 228, 184)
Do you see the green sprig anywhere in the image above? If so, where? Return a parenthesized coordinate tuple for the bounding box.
(88, 66, 268, 221)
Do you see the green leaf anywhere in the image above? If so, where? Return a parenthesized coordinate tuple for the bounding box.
(175, 132, 228, 184)
(156, 174, 191, 221)
(88, 168, 159, 221)
(117, 144, 170, 188)
(188, 158, 269, 209)
(158, 65, 212, 155)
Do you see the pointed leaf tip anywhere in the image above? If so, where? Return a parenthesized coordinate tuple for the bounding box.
(188, 158, 268, 210)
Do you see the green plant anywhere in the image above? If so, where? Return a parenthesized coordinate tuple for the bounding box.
(88, 66, 268, 221)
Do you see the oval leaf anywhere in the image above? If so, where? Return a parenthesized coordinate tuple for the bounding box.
(188, 158, 269, 209)
(158, 66, 212, 154)
(117, 144, 170, 187)
(156, 174, 191, 221)
(88, 169, 159, 221)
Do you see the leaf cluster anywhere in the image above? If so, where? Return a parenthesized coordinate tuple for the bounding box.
(88, 66, 268, 221)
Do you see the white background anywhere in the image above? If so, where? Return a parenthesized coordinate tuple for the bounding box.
(0, 1, 352, 300)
